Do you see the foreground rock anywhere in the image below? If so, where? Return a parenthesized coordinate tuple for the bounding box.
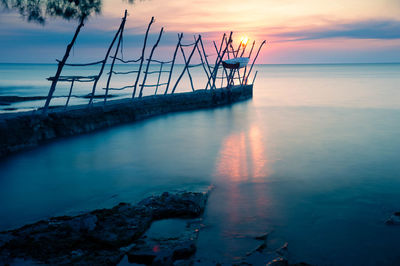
(125, 218, 203, 265)
(235, 233, 312, 266)
(385, 212, 400, 225)
(0, 191, 209, 265)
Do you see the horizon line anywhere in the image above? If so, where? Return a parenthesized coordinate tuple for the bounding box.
(0, 62, 399, 66)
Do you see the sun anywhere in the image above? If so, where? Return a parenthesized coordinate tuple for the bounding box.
(240, 36, 249, 46)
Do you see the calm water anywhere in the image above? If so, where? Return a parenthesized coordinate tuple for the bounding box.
(1, 63, 400, 265)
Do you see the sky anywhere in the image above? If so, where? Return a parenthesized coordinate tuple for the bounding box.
(1, 0, 400, 64)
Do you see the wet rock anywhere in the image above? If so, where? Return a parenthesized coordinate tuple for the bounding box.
(127, 219, 200, 265)
(267, 257, 289, 266)
(0, 191, 209, 265)
(254, 232, 269, 241)
(65, 214, 98, 232)
(172, 242, 196, 260)
(276, 242, 288, 257)
(385, 212, 400, 225)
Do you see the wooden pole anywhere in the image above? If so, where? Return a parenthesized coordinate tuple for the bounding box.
(209, 32, 232, 90)
(221, 68, 224, 88)
(198, 36, 212, 76)
(65, 78, 75, 109)
(88, 11, 126, 105)
(212, 38, 229, 88)
(155, 62, 163, 94)
(171, 36, 200, 94)
(252, 70, 258, 85)
(133, 17, 155, 98)
(245, 40, 266, 85)
(104, 10, 127, 104)
(139, 27, 164, 97)
(179, 42, 195, 91)
(164, 33, 183, 95)
(213, 41, 226, 87)
(42, 15, 86, 114)
(242, 40, 255, 85)
(194, 36, 212, 90)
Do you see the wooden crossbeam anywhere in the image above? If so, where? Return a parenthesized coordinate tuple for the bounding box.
(111, 56, 142, 63)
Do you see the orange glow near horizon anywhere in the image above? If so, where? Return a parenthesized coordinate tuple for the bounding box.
(95, 0, 400, 63)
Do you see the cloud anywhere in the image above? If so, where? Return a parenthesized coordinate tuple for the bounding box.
(270, 19, 400, 42)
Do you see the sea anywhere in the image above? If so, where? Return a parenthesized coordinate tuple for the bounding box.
(1, 63, 400, 265)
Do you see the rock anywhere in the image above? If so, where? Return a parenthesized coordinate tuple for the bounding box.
(172, 242, 196, 260)
(267, 257, 289, 266)
(66, 214, 98, 232)
(0, 191, 209, 265)
(385, 212, 400, 225)
(254, 233, 269, 241)
(276, 242, 288, 257)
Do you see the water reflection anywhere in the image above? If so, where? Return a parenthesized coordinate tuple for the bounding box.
(215, 125, 270, 182)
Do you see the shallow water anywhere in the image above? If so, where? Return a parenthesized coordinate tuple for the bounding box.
(1, 64, 400, 265)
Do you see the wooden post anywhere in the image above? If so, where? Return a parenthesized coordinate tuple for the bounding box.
(239, 40, 248, 57)
(65, 78, 75, 109)
(221, 68, 224, 88)
(193, 35, 211, 89)
(212, 38, 229, 88)
(133, 17, 155, 98)
(104, 10, 127, 104)
(213, 41, 225, 87)
(209, 32, 232, 90)
(242, 40, 255, 85)
(42, 15, 85, 114)
(234, 41, 244, 85)
(164, 33, 183, 95)
(252, 70, 258, 85)
(88, 11, 127, 105)
(155, 62, 164, 94)
(245, 40, 266, 84)
(194, 36, 212, 90)
(198, 36, 212, 76)
(139, 27, 164, 97)
(179, 42, 195, 91)
(171, 36, 200, 94)
(211, 36, 229, 89)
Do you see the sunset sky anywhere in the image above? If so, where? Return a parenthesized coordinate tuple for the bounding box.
(1, 0, 400, 64)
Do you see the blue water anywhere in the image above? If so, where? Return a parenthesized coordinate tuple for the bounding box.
(1, 63, 400, 265)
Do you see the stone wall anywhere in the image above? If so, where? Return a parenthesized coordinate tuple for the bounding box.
(0, 85, 252, 158)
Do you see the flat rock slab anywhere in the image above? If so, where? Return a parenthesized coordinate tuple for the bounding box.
(0, 191, 209, 265)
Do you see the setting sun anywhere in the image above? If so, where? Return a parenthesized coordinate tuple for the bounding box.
(240, 36, 249, 46)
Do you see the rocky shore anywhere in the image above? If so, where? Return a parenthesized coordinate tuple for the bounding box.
(0, 189, 316, 266)
(0, 191, 209, 265)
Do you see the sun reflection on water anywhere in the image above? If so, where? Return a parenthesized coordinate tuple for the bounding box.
(215, 125, 270, 182)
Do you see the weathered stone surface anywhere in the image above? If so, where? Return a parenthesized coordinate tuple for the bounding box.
(0, 191, 209, 265)
(267, 257, 289, 266)
(0, 85, 253, 158)
(127, 216, 202, 266)
(238, 234, 311, 266)
(385, 212, 400, 225)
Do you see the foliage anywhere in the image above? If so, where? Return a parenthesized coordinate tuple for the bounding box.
(0, 0, 102, 24)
